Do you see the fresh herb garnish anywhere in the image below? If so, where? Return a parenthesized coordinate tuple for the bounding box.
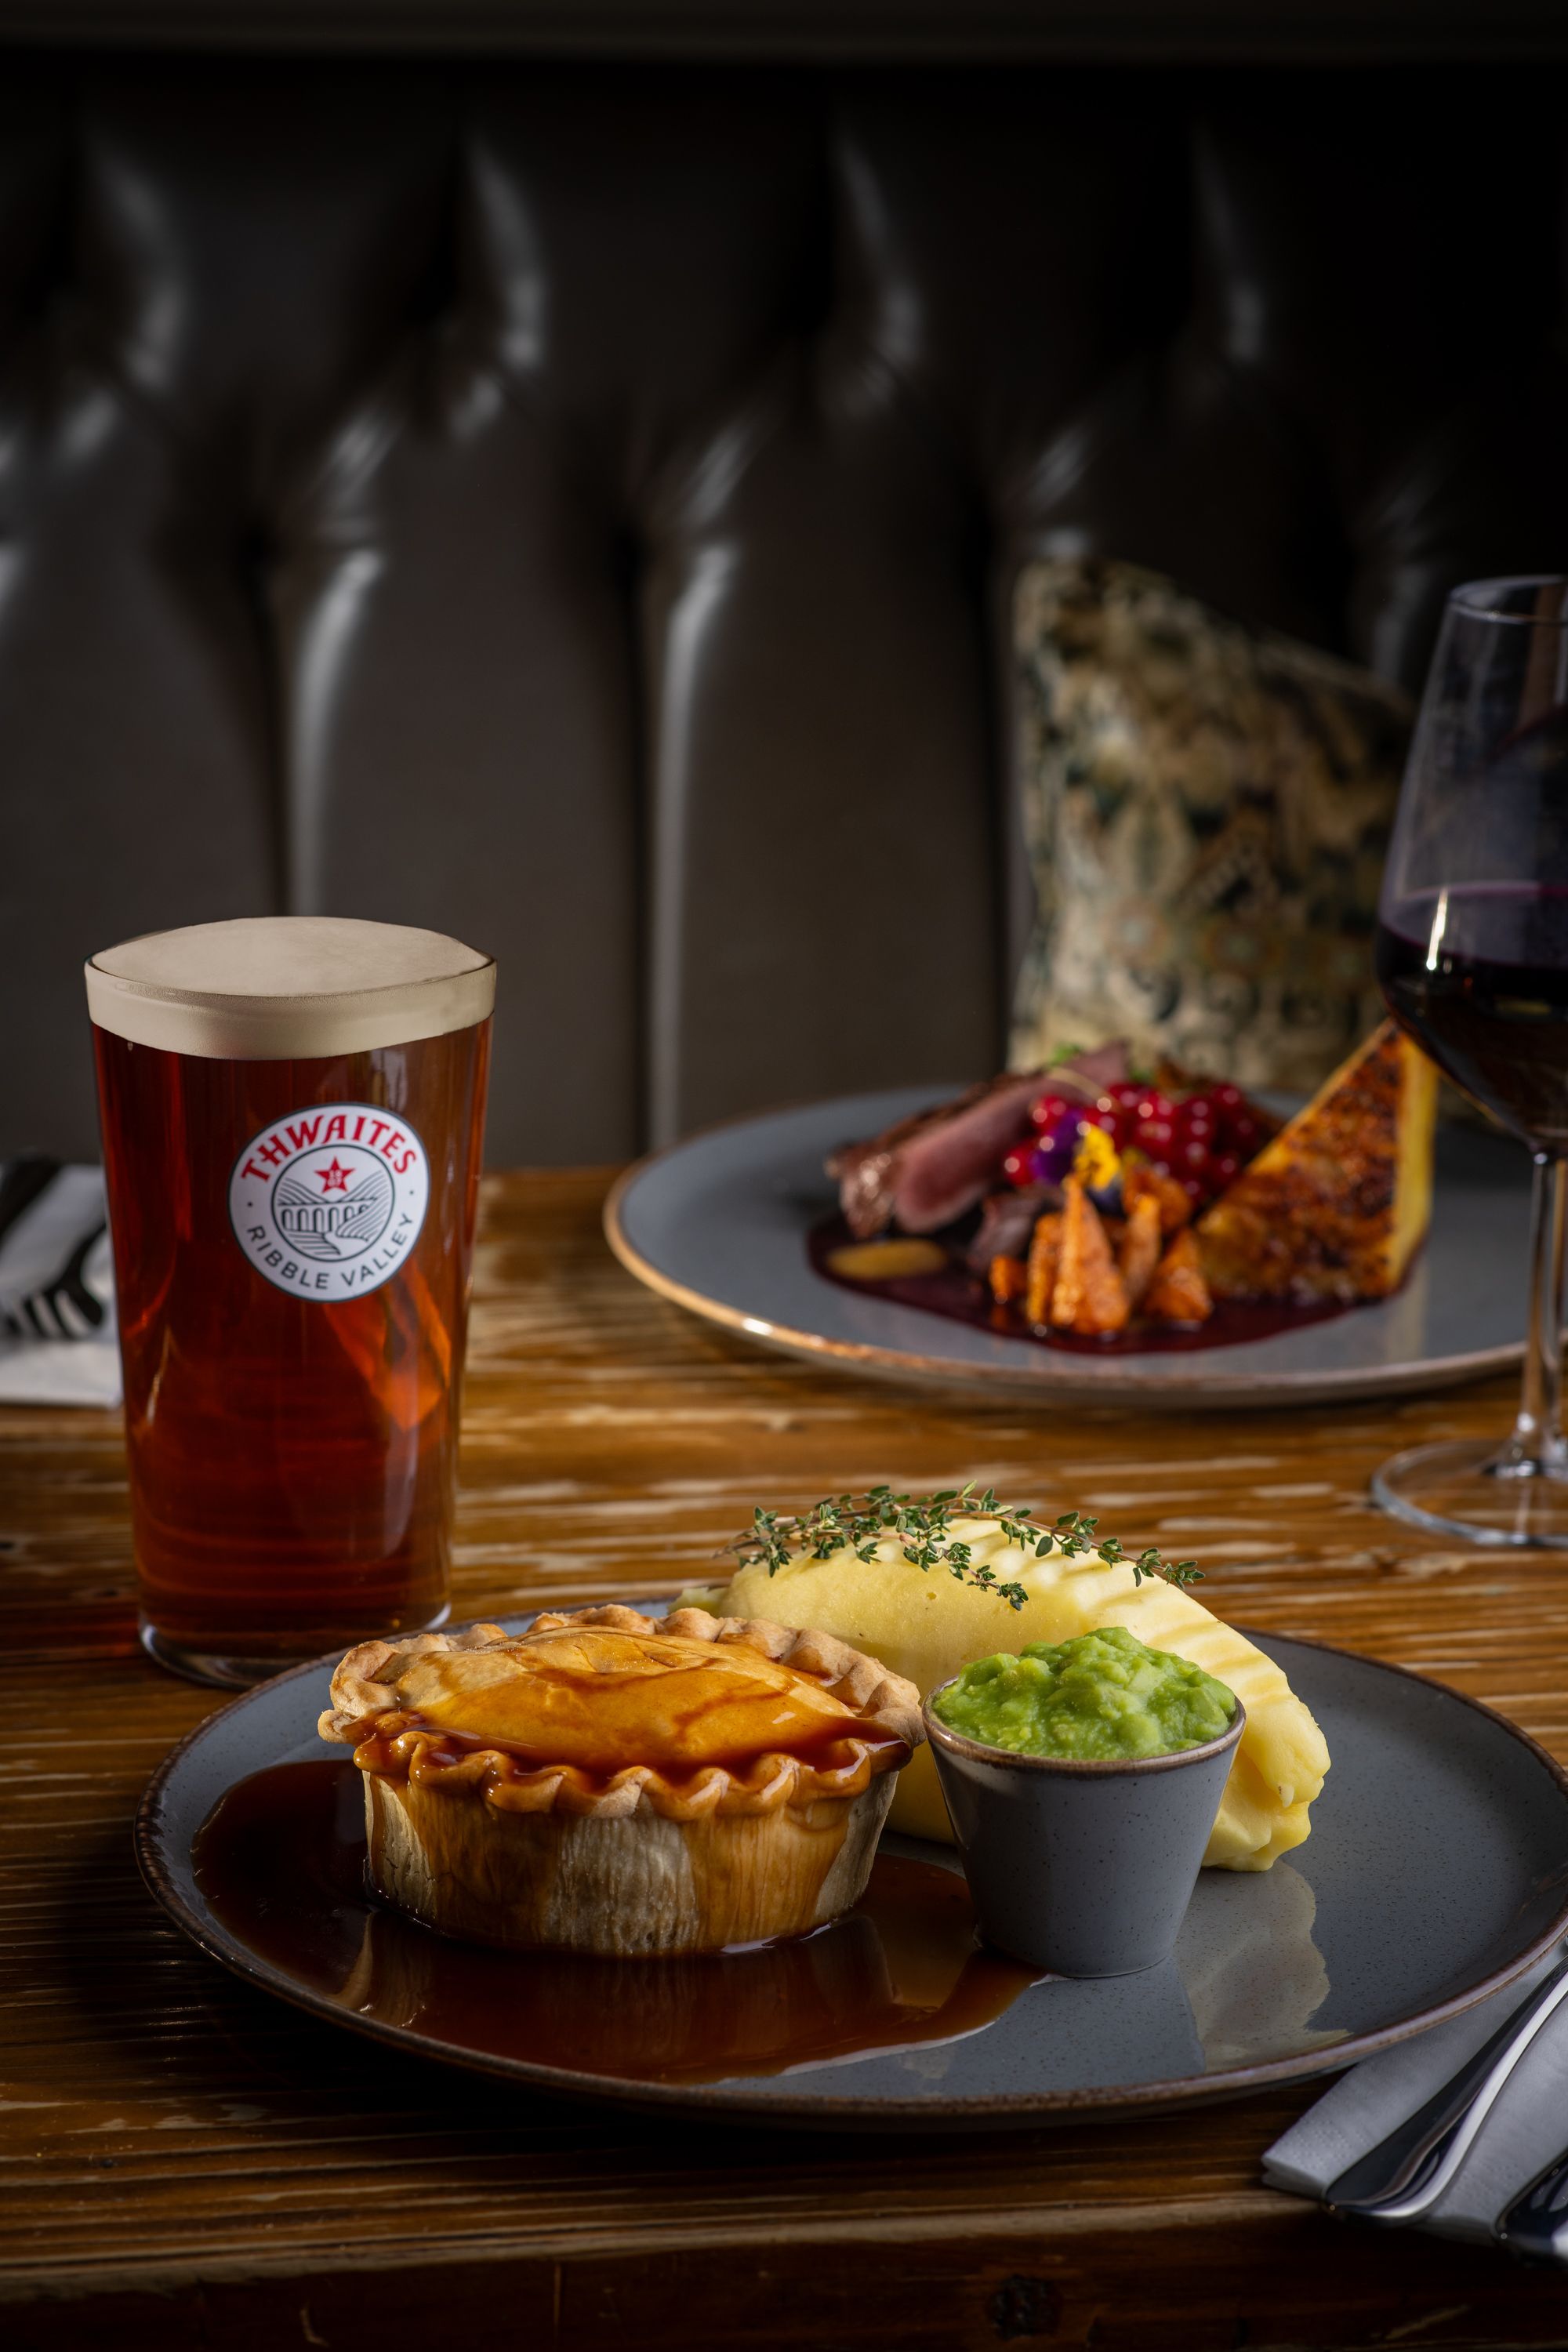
(723, 1484, 1203, 1613)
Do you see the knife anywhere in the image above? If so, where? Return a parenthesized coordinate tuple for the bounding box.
(1325, 1950, 1568, 2226)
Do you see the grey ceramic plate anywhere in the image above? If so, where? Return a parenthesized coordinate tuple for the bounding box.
(605, 1087, 1530, 1407)
(136, 1614, 1568, 2129)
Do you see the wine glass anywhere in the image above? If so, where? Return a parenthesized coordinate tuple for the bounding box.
(1374, 575, 1568, 1544)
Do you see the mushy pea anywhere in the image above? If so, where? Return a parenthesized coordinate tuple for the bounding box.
(931, 1625, 1236, 1762)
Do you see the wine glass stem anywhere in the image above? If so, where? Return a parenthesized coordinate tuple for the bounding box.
(1503, 1154, 1568, 1477)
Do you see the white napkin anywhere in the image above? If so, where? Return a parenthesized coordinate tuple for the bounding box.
(0, 1164, 122, 1407)
(1265, 1940, 1568, 2250)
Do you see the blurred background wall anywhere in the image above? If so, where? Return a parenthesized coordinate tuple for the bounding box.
(3, 5, 1568, 1163)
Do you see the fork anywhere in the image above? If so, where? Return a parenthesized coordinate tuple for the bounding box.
(1500, 2143, 1568, 2261)
(6, 1218, 110, 1340)
(1325, 1951, 1568, 2226)
(0, 1156, 110, 1340)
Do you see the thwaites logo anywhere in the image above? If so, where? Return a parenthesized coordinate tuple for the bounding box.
(228, 1102, 430, 1301)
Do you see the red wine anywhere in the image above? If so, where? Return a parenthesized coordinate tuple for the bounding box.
(1376, 883, 1568, 1149)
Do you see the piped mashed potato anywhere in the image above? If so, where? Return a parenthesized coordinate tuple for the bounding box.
(688, 1514, 1329, 1868)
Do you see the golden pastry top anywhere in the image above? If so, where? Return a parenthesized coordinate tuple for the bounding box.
(390, 1625, 867, 1771)
(318, 1605, 924, 1821)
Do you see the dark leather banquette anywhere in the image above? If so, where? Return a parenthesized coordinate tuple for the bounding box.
(3, 45, 1567, 1160)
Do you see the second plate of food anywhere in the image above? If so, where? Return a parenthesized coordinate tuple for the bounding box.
(606, 1087, 1528, 1406)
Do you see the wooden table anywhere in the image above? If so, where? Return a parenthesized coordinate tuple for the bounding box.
(5, 1169, 1568, 2349)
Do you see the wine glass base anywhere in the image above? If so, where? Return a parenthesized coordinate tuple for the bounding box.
(1371, 1438, 1568, 1547)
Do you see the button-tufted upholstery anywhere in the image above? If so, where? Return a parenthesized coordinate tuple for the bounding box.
(4, 55, 1566, 1163)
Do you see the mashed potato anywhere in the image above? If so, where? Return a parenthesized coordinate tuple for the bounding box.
(691, 1514, 1329, 1868)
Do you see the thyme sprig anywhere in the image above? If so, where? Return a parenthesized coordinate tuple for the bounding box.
(724, 1484, 1203, 1613)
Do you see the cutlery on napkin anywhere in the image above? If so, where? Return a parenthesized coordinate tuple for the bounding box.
(1500, 2142, 1568, 2261)
(0, 1157, 121, 1406)
(1265, 1940, 1568, 2261)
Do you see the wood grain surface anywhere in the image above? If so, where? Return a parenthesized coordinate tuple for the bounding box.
(4, 1170, 1568, 2350)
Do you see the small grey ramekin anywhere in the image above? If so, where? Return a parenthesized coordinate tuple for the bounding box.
(923, 1680, 1246, 1977)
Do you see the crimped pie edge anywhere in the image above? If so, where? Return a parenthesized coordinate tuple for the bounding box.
(316, 1602, 924, 1823)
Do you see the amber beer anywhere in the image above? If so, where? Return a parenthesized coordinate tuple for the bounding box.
(88, 918, 493, 1685)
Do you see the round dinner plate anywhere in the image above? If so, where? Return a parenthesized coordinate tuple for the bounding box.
(136, 1616, 1568, 2130)
(605, 1087, 1530, 1407)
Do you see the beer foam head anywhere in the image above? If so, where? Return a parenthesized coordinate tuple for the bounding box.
(86, 916, 495, 1058)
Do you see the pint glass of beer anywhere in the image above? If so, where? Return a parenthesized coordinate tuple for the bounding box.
(87, 917, 493, 1685)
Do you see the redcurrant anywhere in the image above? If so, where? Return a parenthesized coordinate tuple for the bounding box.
(1029, 1091, 1073, 1134)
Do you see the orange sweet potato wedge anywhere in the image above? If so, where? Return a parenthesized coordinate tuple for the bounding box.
(1123, 1161, 1192, 1236)
(1050, 1179, 1130, 1336)
(1118, 1190, 1164, 1310)
(1143, 1227, 1214, 1326)
(989, 1253, 1029, 1306)
(1024, 1213, 1063, 1327)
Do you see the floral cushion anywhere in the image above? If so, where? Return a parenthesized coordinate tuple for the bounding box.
(1009, 560, 1412, 1092)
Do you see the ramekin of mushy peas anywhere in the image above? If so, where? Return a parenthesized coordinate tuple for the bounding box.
(933, 1625, 1237, 1764)
(924, 1627, 1244, 1977)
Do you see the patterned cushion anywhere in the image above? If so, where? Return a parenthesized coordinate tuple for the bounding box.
(1009, 561, 1412, 1092)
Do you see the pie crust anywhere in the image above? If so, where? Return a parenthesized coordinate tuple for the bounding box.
(318, 1604, 923, 1958)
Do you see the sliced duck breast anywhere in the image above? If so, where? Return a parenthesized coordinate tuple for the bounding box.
(829, 1072, 1042, 1238)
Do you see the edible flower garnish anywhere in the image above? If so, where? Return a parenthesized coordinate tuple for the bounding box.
(1071, 1121, 1120, 1195)
(723, 1485, 1203, 1613)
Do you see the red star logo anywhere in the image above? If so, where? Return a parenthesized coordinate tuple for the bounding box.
(316, 1158, 351, 1193)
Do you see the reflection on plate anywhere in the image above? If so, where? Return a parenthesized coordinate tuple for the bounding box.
(136, 1616, 1568, 2129)
(1181, 1860, 1341, 2073)
(191, 1761, 1043, 2083)
(606, 1088, 1530, 1407)
(187, 1758, 1338, 2087)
